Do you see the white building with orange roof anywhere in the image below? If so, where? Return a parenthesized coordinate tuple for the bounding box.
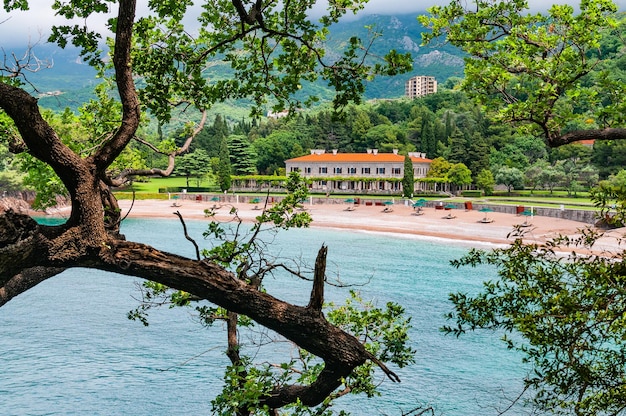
(285, 149, 432, 194)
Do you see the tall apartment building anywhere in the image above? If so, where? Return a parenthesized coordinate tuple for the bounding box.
(405, 76, 437, 99)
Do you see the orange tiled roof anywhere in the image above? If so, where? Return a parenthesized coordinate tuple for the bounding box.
(286, 152, 431, 163)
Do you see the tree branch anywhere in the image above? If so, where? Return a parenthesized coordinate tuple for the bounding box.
(91, 0, 141, 170)
(552, 127, 626, 148)
(109, 110, 208, 186)
(173, 211, 200, 261)
(0, 83, 85, 186)
(0, 266, 65, 306)
(307, 245, 326, 312)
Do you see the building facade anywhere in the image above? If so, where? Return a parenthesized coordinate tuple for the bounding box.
(285, 149, 432, 194)
(405, 75, 437, 99)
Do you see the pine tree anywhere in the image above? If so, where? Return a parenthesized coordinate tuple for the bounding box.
(402, 154, 414, 198)
(217, 134, 232, 191)
(228, 135, 257, 175)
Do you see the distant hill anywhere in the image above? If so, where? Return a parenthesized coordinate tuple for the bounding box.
(326, 14, 464, 99)
(23, 13, 464, 113)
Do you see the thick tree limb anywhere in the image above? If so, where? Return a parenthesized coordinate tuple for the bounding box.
(91, 0, 140, 170)
(0, 83, 85, 187)
(552, 127, 626, 148)
(60, 0, 138, 231)
(0, 267, 65, 306)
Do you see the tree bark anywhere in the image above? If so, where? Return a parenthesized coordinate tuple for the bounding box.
(552, 127, 626, 147)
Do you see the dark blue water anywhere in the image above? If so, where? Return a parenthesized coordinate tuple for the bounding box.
(1, 218, 529, 415)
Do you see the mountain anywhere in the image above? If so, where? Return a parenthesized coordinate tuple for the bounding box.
(326, 14, 464, 98)
(24, 13, 464, 112)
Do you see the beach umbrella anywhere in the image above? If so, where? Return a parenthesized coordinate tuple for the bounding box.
(250, 198, 260, 204)
(383, 200, 394, 205)
(210, 196, 220, 202)
(444, 204, 456, 209)
(417, 198, 427, 203)
(520, 209, 534, 226)
(344, 198, 355, 203)
(479, 206, 494, 222)
(412, 200, 425, 207)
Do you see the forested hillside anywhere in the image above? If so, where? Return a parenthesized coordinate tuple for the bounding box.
(28, 13, 463, 111)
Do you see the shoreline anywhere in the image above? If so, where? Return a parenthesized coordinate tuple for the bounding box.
(41, 198, 626, 253)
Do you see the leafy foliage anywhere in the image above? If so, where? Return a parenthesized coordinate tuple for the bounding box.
(494, 166, 524, 193)
(174, 149, 213, 187)
(590, 169, 626, 227)
(212, 290, 414, 415)
(447, 229, 626, 415)
(420, 0, 623, 147)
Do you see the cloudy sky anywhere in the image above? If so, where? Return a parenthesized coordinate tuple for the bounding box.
(1, 0, 625, 46)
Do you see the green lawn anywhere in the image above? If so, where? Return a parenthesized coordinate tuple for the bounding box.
(114, 176, 213, 200)
(129, 177, 196, 192)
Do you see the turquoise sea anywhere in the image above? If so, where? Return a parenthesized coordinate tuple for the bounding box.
(1, 218, 531, 415)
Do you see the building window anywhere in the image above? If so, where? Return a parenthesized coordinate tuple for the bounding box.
(319, 167, 328, 174)
(305, 167, 311, 174)
(362, 167, 371, 174)
(376, 167, 386, 174)
(348, 167, 357, 174)
(392, 167, 401, 175)
(334, 167, 343, 174)
(291, 167, 300, 172)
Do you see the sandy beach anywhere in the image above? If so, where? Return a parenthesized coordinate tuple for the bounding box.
(68, 198, 623, 253)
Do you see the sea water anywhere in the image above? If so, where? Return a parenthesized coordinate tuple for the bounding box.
(0, 218, 530, 415)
